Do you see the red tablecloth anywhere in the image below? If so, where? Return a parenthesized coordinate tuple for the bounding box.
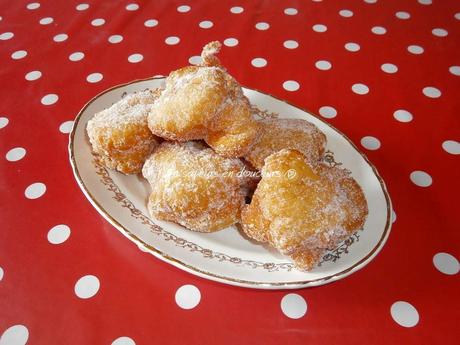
(1, 0, 459, 344)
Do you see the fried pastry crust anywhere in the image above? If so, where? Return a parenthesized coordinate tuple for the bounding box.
(147, 41, 259, 157)
(142, 141, 247, 232)
(87, 89, 161, 174)
(245, 118, 326, 170)
(241, 149, 368, 271)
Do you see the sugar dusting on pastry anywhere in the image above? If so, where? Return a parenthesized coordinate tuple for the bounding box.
(147, 42, 259, 157)
(245, 118, 326, 170)
(142, 141, 247, 232)
(241, 149, 368, 271)
(86, 89, 161, 174)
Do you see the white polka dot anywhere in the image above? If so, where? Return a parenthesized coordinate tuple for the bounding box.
(345, 42, 360, 52)
(144, 19, 158, 28)
(339, 9, 353, 17)
(0, 325, 29, 345)
(11, 50, 27, 60)
(41, 94, 59, 105)
(407, 45, 424, 54)
(393, 109, 413, 123)
(25, 71, 42, 81)
(111, 337, 136, 345)
(395, 11, 410, 19)
(391, 209, 397, 223)
(251, 58, 267, 68)
(0, 117, 8, 129)
(255, 22, 270, 30)
(230, 6, 243, 14)
(27, 2, 40, 10)
(39, 17, 54, 25)
(6, 147, 26, 162)
(175, 284, 201, 309)
(433, 253, 459, 275)
(352, 83, 369, 95)
(223, 38, 238, 47)
(283, 80, 300, 92)
(53, 33, 68, 42)
(315, 60, 332, 70)
(76, 3, 89, 11)
(108, 35, 123, 44)
(165, 36, 180, 45)
(283, 40, 298, 49)
(319, 106, 337, 119)
(312, 24, 327, 32)
(25, 182, 46, 199)
(59, 120, 74, 134)
(281, 293, 307, 319)
(364, 0, 377, 3)
(126, 3, 139, 11)
(128, 54, 143, 63)
(199, 20, 213, 29)
(418, 0, 432, 4)
(47, 224, 71, 244)
(432, 28, 448, 37)
(391, 301, 419, 327)
(177, 5, 191, 13)
(0, 267, 3, 281)
(91, 18, 105, 26)
(284, 8, 298, 15)
(455, 13, 460, 20)
(188, 55, 202, 65)
(75, 275, 100, 299)
(69, 52, 85, 61)
(422, 86, 441, 98)
(361, 136, 381, 150)
(442, 140, 460, 155)
(0, 32, 14, 40)
(410, 171, 432, 187)
(371, 26, 386, 35)
(381, 63, 398, 74)
(86, 73, 103, 83)
(449, 66, 460, 76)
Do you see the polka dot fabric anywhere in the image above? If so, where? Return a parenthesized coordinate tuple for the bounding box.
(0, 1, 458, 344)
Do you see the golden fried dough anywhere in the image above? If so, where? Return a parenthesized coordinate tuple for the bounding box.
(147, 66, 226, 140)
(245, 118, 326, 170)
(241, 149, 368, 271)
(87, 89, 161, 174)
(206, 95, 259, 157)
(147, 41, 259, 157)
(142, 141, 247, 232)
(201, 40, 222, 67)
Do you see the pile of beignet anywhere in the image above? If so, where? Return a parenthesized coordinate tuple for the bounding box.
(87, 41, 368, 271)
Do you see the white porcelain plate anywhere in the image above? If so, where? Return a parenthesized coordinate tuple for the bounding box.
(69, 77, 392, 289)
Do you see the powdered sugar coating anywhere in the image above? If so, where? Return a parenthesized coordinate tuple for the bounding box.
(241, 149, 368, 270)
(147, 41, 259, 157)
(245, 118, 326, 169)
(142, 141, 247, 232)
(206, 93, 259, 157)
(87, 89, 161, 174)
(89, 89, 160, 128)
(201, 40, 222, 67)
(148, 66, 228, 140)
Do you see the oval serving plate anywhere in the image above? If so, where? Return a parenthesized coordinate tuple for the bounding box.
(69, 76, 392, 290)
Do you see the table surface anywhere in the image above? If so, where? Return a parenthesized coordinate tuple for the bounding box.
(1, 0, 459, 344)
